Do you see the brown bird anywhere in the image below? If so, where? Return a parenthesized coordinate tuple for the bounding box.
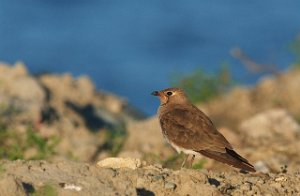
(151, 87, 255, 172)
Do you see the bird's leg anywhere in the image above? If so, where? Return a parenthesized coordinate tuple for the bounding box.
(181, 154, 189, 168)
(190, 155, 195, 168)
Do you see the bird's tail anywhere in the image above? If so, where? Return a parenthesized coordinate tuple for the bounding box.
(199, 148, 256, 172)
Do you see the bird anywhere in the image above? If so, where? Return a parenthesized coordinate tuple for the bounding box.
(151, 87, 256, 172)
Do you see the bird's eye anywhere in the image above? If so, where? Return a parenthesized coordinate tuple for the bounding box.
(166, 91, 173, 96)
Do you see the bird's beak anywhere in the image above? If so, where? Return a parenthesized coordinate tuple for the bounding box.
(151, 90, 168, 105)
(151, 91, 160, 96)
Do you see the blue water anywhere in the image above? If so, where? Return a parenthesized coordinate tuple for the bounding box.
(0, 0, 300, 115)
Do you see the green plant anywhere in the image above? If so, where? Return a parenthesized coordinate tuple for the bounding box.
(0, 125, 60, 160)
(0, 124, 24, 159)
(170, 65, 232, 103)
(26, 128, 60, 160)
(66, 151, 79, 161)
(142, 153, 185, 169)
(294, 115, 300, 124)
(0, 164, 6, 176)
(30, 184, 57, 196)
(0, 103, 22, 125)
(192, 159, 206, 170)
(162, 153, 185, 169)
(290, 35, 300, 66)
(102, 124, 127, 156)
(161, 154, 207, 170)
(142, 153, 162, 165)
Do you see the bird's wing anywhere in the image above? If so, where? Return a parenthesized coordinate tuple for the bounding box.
(159, 106, 232, 152)
(199, 148, 256, 172)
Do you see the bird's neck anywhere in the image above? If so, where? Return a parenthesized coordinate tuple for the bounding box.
(158, 102, 191, 116)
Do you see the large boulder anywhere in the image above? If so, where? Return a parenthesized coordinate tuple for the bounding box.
(201, 68, 300, 129)
(239, 109, 300, 141)
(122, 117, 174, 159)
(0, 62, 45, 124)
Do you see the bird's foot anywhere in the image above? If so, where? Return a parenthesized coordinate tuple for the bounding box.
(189, 155, 195, 168)
(181, 154, 189, 168)
(181, 154, 196, 169)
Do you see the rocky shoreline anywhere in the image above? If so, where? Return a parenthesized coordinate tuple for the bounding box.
(0, 62, 300, 195)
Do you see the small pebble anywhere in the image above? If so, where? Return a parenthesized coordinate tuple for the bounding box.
(254, 161, 270, 173)
(270, 182, 282, 190)
(153, 175, 163, 181)
(62, 184, 82, 191)
(257, 179, 265, 184)
(164, 182, 176, 190)
(153, 164, 163, 169)
(240, 183, 250, 191)
(275, 176, 287, 182)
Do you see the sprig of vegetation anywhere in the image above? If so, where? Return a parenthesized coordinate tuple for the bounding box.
(0, 164, 6, 176)
(0, 124, 60, 160)
(290, 35, 300, 66)
(102, 124, 127, 156)
(157, 153, 207, 170)
(0, 124, 24, 160)
(192, 159, 206, 170)
(162, 153, 185, 169)
(30, 184, 58, 196)
(170, 64, 233, 103)
(26, 128, 60, 160)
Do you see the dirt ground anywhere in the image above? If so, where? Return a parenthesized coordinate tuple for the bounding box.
(0, 159, 299, 196)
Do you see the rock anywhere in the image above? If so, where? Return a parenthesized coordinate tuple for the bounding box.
(97, 157, 142, 169)
(200, 87, 255, 129)
(235, 109, 300, 173)
(0, 62, 146, 163)
(3, 60, 300, 193)
(0, 176, 26, 196)
(254, 161, 270, 173)
(0, 62, 45, 123)
(200, 68, 300, 130)
(275, 176, 287, 182)
(39, 74, 95, 107)
(123, 117, 174, 159)
(1, 160, 300, 196)
(164, 182, 176, 190)
(57, 125, 103, 162)
(269, 182, 283, 191)
(239, 109, 300, 140)
(0, 61, 27, 76)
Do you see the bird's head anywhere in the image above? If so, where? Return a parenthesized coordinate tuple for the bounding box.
(151, 87, 189, 106)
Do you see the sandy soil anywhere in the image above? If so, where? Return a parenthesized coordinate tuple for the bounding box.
(0, 159, 299, 196)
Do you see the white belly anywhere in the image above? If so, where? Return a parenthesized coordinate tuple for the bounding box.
(164, 136, 199, 156)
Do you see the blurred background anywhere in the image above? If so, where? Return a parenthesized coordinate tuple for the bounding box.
(1, 0, 300, 115)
